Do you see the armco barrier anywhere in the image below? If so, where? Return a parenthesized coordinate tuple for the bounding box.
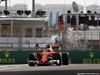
(0, 51, 100, 64)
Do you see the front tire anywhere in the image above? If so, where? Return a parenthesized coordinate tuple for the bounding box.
(54, 53, 62, 66)
(28, 53, 36, 66)
(28, 62, 35, 66)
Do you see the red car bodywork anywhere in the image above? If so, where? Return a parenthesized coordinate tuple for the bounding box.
(34, 44, 60, 64)
(28, 44, 69, 66)
(39, 51, 55, 64)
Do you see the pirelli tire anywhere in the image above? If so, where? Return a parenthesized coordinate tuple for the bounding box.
(62, 52, 69, 65)
(54, 53, 62, 66)
(28, 53, 36, 66)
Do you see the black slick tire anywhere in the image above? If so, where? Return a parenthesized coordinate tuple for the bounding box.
(54, 53, 62, 66)
(62, 53, 69, 65)
(28, 53, 36, 66)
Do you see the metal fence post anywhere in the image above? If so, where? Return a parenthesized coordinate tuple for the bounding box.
(62, 14, 67, 51)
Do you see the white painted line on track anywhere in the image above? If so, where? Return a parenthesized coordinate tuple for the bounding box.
(0, 66, 21, 71)
(0, 64, 28, 71)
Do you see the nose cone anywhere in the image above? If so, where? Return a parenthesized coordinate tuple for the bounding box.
(41, 54, 48, 63)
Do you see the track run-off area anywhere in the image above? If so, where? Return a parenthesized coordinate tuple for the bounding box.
(0, 64, 100, 75)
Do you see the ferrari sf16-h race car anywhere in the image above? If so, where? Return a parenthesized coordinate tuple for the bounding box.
(28, 44, 69, 66)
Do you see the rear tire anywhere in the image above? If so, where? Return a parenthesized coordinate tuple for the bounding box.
(62, 53, 69, 65)
(54, 53, 62, 66)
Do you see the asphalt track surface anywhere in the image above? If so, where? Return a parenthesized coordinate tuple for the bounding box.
(0, 64, 100, 75)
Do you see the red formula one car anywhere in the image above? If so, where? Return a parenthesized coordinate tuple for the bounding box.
(28, 44, 69, 66)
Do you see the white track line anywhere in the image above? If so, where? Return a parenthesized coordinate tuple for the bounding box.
(0, 66, 21, 71)
(0, 64, 28, 71)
